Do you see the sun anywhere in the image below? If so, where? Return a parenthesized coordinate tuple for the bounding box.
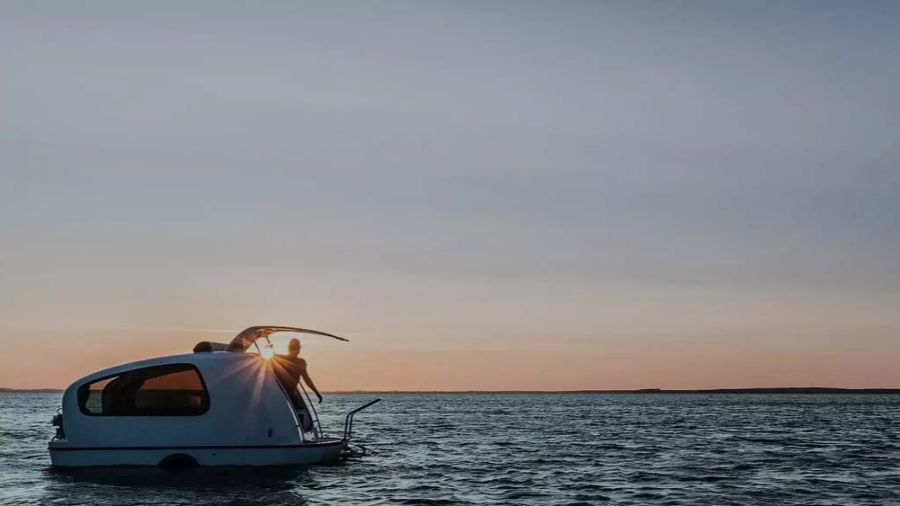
(260, 345, 275, 360)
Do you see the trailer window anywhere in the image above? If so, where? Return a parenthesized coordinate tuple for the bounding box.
(78, 363, 209, 416)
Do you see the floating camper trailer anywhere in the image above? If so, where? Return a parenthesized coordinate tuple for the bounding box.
(48, 326, 379, 467)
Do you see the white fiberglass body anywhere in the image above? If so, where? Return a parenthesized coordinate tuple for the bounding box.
(48, 326, 375, 467)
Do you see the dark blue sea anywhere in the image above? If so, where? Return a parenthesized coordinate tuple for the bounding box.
(1, 392, 899, 505)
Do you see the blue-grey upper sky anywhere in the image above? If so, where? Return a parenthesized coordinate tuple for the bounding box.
(2, 1, 899, 389)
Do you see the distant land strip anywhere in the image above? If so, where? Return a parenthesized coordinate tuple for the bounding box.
(6, 387, 900, 394)
(327, 388, 900, 394)
(0, 388, 63, 393)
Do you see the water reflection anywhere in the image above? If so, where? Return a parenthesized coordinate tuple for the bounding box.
(40, 465, 336, 505)
(46, 464, 328, 490)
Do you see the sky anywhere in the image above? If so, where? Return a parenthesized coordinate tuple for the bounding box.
(1, 1, 899, 391)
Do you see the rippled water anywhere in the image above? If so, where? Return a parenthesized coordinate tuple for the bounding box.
(1, 393, 899, 505)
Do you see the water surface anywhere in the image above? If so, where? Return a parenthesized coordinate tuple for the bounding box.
(1, 392, 899, 504)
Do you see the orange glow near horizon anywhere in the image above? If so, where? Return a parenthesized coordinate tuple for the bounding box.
(3, 312, 900, 391)
(2, 254, 900, 392)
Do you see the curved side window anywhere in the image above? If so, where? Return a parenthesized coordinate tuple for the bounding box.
(78, 363, 209, 416)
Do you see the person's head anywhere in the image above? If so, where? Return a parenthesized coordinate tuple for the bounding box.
(288, 338, 301, 357)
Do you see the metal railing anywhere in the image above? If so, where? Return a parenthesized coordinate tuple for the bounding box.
(343, 398, 381, 443)
(297, 382, 323, 439)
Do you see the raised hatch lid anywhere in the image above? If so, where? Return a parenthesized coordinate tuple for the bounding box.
(227, 325, 349, 352)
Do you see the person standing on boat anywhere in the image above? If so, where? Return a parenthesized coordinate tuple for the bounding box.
(273, 338, 324, 407)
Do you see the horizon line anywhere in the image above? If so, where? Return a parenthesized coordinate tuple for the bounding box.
(4, 387, 900, 394)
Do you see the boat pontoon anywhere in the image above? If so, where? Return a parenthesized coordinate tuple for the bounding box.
(48, 326, 379, 467)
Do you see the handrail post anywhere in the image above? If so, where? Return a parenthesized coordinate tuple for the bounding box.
(342, 398, 381, 443)
(298, 383, 323, 439)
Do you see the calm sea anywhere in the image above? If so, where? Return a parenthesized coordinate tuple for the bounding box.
(1, 392, 899, 505)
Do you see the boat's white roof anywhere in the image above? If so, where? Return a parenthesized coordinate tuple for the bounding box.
(73, 351, 253, 386)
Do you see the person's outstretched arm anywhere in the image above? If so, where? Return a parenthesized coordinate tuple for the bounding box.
(301, 368, 323, 403)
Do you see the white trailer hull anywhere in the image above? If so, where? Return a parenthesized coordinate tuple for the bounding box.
(49, 439, 344, 467)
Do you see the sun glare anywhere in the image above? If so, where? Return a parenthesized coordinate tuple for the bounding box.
(260, 345, 275, 360)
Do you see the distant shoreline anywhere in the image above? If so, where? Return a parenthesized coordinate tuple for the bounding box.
(328, 388, 900, 394)
(0, 388, 64, 393)
(4, 387, 900, 394)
